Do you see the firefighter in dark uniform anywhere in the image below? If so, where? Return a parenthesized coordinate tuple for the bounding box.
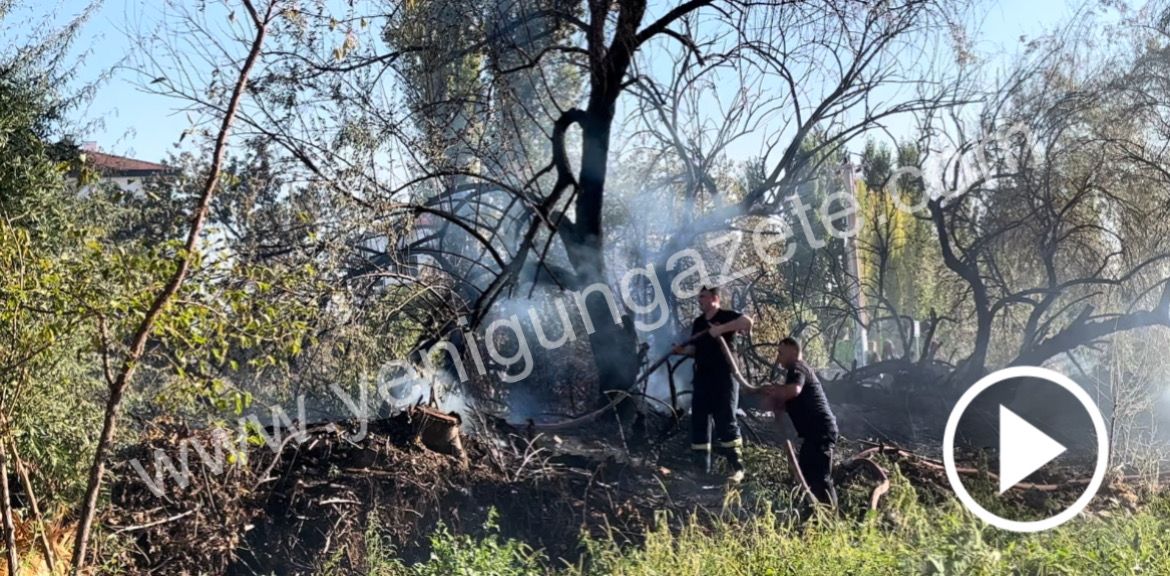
(673, 286, 753, 482)
(761, 336, 839, 506)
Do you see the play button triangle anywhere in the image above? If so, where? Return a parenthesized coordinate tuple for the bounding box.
(999, 405, 1067, 494)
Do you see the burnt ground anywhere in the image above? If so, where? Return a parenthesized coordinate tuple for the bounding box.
(98, 403, 1164, 575)
(103, 410, 776, 575)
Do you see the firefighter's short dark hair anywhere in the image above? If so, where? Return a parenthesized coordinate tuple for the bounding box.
(779, 336, 801, 352)
(699, 285, 721, 299)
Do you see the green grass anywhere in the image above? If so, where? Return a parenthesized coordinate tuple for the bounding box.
(356, 448, 1170, 576)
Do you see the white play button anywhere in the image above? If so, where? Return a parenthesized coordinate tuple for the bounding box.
(944, 366, 1110, 532)
(998, 405, 1066, 494)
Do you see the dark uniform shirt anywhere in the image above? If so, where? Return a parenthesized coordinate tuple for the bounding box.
(784, 359, 838, 440)
(691, 309, 743, 378)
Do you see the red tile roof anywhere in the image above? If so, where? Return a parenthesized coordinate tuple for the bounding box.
(85, 151, 171, 176)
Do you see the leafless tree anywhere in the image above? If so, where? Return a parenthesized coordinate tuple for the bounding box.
(915, 12, 1170, 385)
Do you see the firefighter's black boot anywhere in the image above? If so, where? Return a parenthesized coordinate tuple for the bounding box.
(719, 445, 746, 483)
(691, 447, 712, 475)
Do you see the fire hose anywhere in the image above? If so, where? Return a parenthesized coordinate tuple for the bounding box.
(712, 333, 762, 393)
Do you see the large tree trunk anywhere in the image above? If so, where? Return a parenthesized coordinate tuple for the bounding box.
(584, 279, 640, 396)
(929, 198, 992, 386)
(564, 114, 641, 399)
(552, 0, 717, 405)
(957, 305, 993, 384)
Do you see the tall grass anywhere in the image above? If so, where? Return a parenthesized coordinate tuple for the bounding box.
(365, 462, 1170, 576)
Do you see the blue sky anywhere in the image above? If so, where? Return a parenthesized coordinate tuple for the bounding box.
(45, 0, 1078, 163)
